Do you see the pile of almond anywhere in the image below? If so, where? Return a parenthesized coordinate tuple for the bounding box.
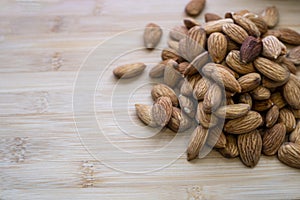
(113, 5, 300, 169)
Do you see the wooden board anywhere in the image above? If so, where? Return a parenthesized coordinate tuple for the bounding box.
(0, 0, 300, 199)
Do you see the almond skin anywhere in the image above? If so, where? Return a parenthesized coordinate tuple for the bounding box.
(226, 50, 256, 74)
(185, 0, 206, 17)
(167, 107, 192, 132)
(250, 85, 271, 100)
(232, 14, 261, 37)
(214, 103, 250, 119)
(135, 104, 157, 127)
(260, 6, 279, 28)
(179, 95, 197, 118)
(143, 23, 162, 49)
(151, 84, 179, 107)
(238, 73, 261, 93)
(206, 126, 226, 148)
(152, 97, 173, 127)
(287, 46, 300, 65)
(187, 125, 208, 161)
(169, 25, 188, 41)
(204, 13, 222, 22)
(277, 28, 300, 45)
(283, 78, 300, 109)
(238, 129, 262, 168)
(193, 77, 211, 100)
(224, 111, 263, 134)
(262, 123, 286, 156)
(245, 15, 268, 35)
(262, 36, 286, 60)
(149, 60, 168, 78)
(222, 23, 249, 44)
(208, 32, 227, 63)
(278, 108, 296, 133)
(270, 92, 286, 109)
(203, 83, 223, 113)
(204, 18, 234, 35)
(196, 102, 218, 129)
(278, 142, 300, 169)
(218, 135, 239, 158)
(240, 36, 262, 63)
(239, 93, 253, 108)
(113, 62, 146, 79)
(252, 99, 273, 112)
(290, 121, 300, 144)
(183, 17, 200, 29)
(265, 105, 279, 128)
(163, 60, 182, 88)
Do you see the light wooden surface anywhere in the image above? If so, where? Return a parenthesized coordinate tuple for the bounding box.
(1, 0, 300, 199)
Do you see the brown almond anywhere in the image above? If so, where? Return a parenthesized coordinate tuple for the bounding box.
(232, 14, 260, 37)
(184, 51, 210, 76)
(204, 18, 234, 35)
(270, 92, 287, 109)
(276, 56, 297, 75)
(188, 26, 207, 48)
(238, 129, 262, 168)
(143, 23, 162, 49)
(183, 17, 200, 29)
(262, 76, 288, 89)
(252, 99, 273, 112)
(196, 102, 218, 128)
(277, 28, 300, 45)
(224, 111, 263, 134)
(163, 60, 182, 88)
(113, 62, 146, 79)
(254, 57, 290, 82)
(262, 36, 286, 60)
(222, 23, 249, 44)
(167, 107, 192, 132)
(290, 121, 300, 144)
(177, 62, 190, 74)
(278, 142, 300, 169)
(149, 60, 168, 78)
(178, 95, 196, 118)
(238, 73, 261, 93)
(204, 13, 222, 22)
(263, 123, 286, 156)
(226, 35, 240, 52)
(207, 32, 227, 63)
(206, 126, 226, 149)
(239, 93, 253, 108)
(167, 39, 179, 52)
(260, 6, 279, 28)
(161, 48, 180, 61)
(218, 135, 239, 158)
(291, 108, 300, 119)
(151, 84, 179, 107)
(180, 74, 201, 96)
(193, 77, 211, 100)
(245, 15, 268, 35)
(179, 35, 205, 62)
(283, 78, 300, 109)
(226, 50, 256, 74)
(185, 0, 206, 17)
(203, 83, 223, 113)
(287, 46, 300, 65)
(250, 85, 271, 100)
(219, 62, 240, 79)
(265, 105, 280, 128)
(214, 103, 250, 119)
(278, 108, 296, 133)
(169, 25, 188, 41)
(187, 125, 208, 161)
(202, 63, 241, 93)
(152, 97, 173, 127)
(240, 36, 262, 64)
(135, 104, 157, 127)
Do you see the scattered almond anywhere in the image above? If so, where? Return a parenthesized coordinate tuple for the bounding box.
(113, 62, 146, 79)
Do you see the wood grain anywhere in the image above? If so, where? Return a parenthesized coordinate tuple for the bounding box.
(0, 0, 300, 199)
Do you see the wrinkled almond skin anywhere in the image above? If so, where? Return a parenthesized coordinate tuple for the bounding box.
(169, 25, 188, 41)
(178, 95, 197, 118)
(149, 60, 168, 78)
(277, 28, 300, 45)
(202, 63, 241, 93)
(144, 23, 162, 49)
(226, 50, 256, 75)
(238, 73, 261, 93)
(219, 135, 239, 158)
(187, 125, 208, 161)
(163, 60, 182, 88)
(287, 46, 300, 65)
(193, 77, 211, 100)
(188, 26, 207, 49)
(152, 97, 173, 127)
(240, 36, 262, 63)
(196, 102, 218, 128)
(245, 15, 268, 35)
(291, 108, 300, 119)
(254, 57, 290, 82)
(135, 104, 157, 127)
(278, 142, 300, 169)
(180, 74, 201, 96)
(151, 84, 179, 107)
(276, 56, 297, 75)
(262, 76, 288, 89)
(278, 108, 296, 133)
(204, 18, 234, 35)
(283, 78, 300, 109)
(204, 13, 222, 22)
(208, 32, 227, 63)
(252, 99, 273, 112)
(262, 36, 286, 60)
(184, 51, 209, 76)
(263, 123, 286, 156)
(222, 23, 249, 44)
(270, 92, 286, 109)
(239, 93, 252, 108)
(113, 62, 146, 79)
(290, 121, 300, 144)
(238, 129, 262, 168)
(214, 103, 250, 119)
(250, 85, 271, 100)
(260, 6, 279, 28)
(203, 83, 223, 113)
(161, 48, 180, 61)
(232, 14, 261, 37)
(224, 111, 263, 134)
(179, 35, 205, 62)
(265, 105, 279, 128)
(167, 107, 193, 132)
(206, 126, 226, 148)
(185, 0, 206, 17)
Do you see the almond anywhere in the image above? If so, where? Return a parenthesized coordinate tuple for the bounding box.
(207, 32, 227, 63)
(214, 103, 250, 119)
(183, 17, 200, 29)
(245, 15, 268, 35)
(163, 60, 182, 88)
(218, 135, 239, 158)
(149, 60, 168, 78)
(270, 92, 287, 109)
(169, 25, 188, 41)
(232, 14, 261, 37)
(204, 13, 222, 22)
(179, 36, 205, 62)
(291, 108, 300, 119)
(262, 123, 286, 156)
(135, 104, 157, 127)
(240, 36, 262, 63)
(187, 125, 208, 161)
(278, 108, 296, 133)
(161, 48, 181, 61)
(287, 46, 300, 65)
(222, 23, 249, 44)
(283, 78, 300, 109)
(178, 95, 197, 118)
(206, 125, 227, 148)
(204, 18, 234, 35)
(180, 74, 201, 96)
(262, 36, 286, 60)
(278, 142, 300, 169)
(252, 99, 273, 112)
(250, 85, 271, 100)
(226, 50, 256, 74)
(193, 77, 211, 100)
(238, 73, 261, 93)
(260, 6, 279, 28)
(289, 121, 300, 144)
(276, 56, 297, 75)
(203, 83, 223, 113)
(151, 83, 179, 107)
(277, 28, 300, 45)
(196, 102, 218, 128)
(152, 97, 173, 127)
(113, 62, 146, 79)
(238, 129, 262, 168)
(143, 23, 162, 49)
(185, 0, 206, 17)
(167, 107, 193, 132)
(262, 76, 288, 89)
(265, 105, 279, 128)
(225, 36, 240, 52)
(254, 57, 290, 82)
(184, 51, 210, 76)
(224, 111, 263, 134)
(238, 93, 253, 108)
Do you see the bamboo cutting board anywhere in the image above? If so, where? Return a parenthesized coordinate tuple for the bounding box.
(0, 0, 300, 199)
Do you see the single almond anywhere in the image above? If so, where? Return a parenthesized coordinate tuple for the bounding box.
(204, 18, 234, 35)
(226, 50, 256, 74)
(265, 105, 279, 128)
(188, 26, 207, 49)
(277, 28, 300, 45)
(204, 13, 222, 22)
(203, 83, 223, 113)
(290, 121, 300, 144)
(222, 23, 249, 44)
(250, 85, 271, 100)
(262, 76, 288, 89)
(224, 111, 263, 134)
(276, 56, 297, 75)
(240, 36, 262, 63)
(151, 83, 179, 107)
(278, 142, 300, 169)
(254, 57, 290, 82)
(283, 78, 300, 109)
(135, 104, 157, 127)
(262, 36, 286, 60)
(238, 93, 253, 108)
(278, 108, 296, 133)
(196, 101, 218, 128)
(263, 123, 286, 156)
(238, 73, 261, 93)
(163, 60, 182, 88)
(245, 14, 268, 35)
(214, 103, 250, 119)
(207, 32, 227, 63)
(152, 97, 173, 127)
(161, 48, 181, 62)
(186, 125, 208, 161)
(178, 95, 197, 118)
(185, 0, 206, 17)
(143, 23, 162, 49)
(260, 6, 279, 28)
(287, 46, 300, 65)
(238, 129, 262, 168)
(167, 107, 192, 132)
(113, 62, 146, 79)
(218, 135, 239, 158)
(193, 77, 211, 100)
(270, 92, 287, 109)
(252, 99, 273, 112)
